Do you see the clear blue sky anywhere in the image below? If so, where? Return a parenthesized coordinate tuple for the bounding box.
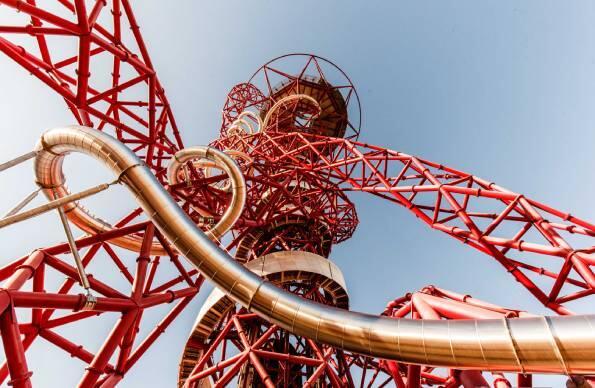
(0, 1, 594, 386)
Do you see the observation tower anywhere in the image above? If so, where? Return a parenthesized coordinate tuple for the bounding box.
(178, 54, 362, 387)
(0, 2, 593, 388)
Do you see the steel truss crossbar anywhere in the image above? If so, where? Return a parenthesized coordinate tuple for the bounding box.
(0, 220, 201, 387)
(215, 131, 595, 314)
(0, 0, 183, 175)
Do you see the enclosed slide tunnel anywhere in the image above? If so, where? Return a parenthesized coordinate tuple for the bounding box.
(34, 125, 595, 376)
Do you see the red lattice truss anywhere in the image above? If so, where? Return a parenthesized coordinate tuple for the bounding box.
(216, 131, 595, 314)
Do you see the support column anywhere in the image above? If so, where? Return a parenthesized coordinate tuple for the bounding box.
(0, 250, 45, 388)
(460, 370, 489, 388)
(78, 312, 137, 387)
(518, 373, 532, 387)
(0, 306, 32, 388)
(405, 365, 421, 388)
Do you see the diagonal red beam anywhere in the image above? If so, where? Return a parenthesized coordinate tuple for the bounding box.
(0, 0, 81, 32)
(78, 311, 137, 386)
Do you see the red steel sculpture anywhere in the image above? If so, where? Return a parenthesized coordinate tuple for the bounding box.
(0, 2, 593, 387)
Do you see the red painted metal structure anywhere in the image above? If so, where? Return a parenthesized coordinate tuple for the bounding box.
(0, 2, 593, 387)
(354, 286, 537, 388)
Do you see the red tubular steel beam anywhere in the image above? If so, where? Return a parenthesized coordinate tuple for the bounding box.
(0, 251, 45, 386)
(0, 306, 32, 388)
(416, 293, 508, 319)
(0, 250, 44, 387)
(229, 131, 595, 313)
(140, 287, 196, 308)
(491, 373, 512, 388)
(247, 351, 275, 388)
(0, 26, 72, 35)
(459, 371, 489, 388)
(97, 373, 122, 387)
(43, 222, 149, 256)
(78, 312, 137, 387)
(231, 316, 274, 388)
(11, 291, 134, 312)
(0, 8, 354, 388)
(303, 363, 328, 388)
(432, 287, 522, 315)
(31, 261, 45, 327)
(0, 0, 183, 181)
(39, 329, 105, 368)
(0, 1, 81, 32)
(102, 243, 134, 283)
(410, 293, 440, 320)
(43, 254, 126, 298)
(0, 332, 36, 385)
(132, 224, 154, 301)
(124, 295, 195, 373)
(40, 243, 102, 322)
(251, 349, 321, 367)
(115, 224, 154, 372)
(0, 257, 27, 282)
(187, 351, 247, 385)
(41, 310, 101, 330)
(385, 360, 406, 388)
(406, 364, 421, 388)
(2, 251, 45, 292)
(518, 373, 533, 387)
(186, 317, 236, 382)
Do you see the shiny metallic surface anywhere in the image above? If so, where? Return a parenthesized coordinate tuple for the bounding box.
(35, 136, 246, 254)
(262, 93, 322, 129)
(34, 129, 166, 254)
(169, 148, 252, 194)
(236, 110, 262, 133)
(34, 126, 595, 374)
(193, 251, 348, 341)
(178, 251, 349, 384)
(166, 146, 246, 240)
(204, 149, 253, 193)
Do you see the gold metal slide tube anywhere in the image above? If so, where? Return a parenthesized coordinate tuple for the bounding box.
(35, 137, 244, 254)
(34, 126, 595, 374)
(166, 146, 246, 240)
